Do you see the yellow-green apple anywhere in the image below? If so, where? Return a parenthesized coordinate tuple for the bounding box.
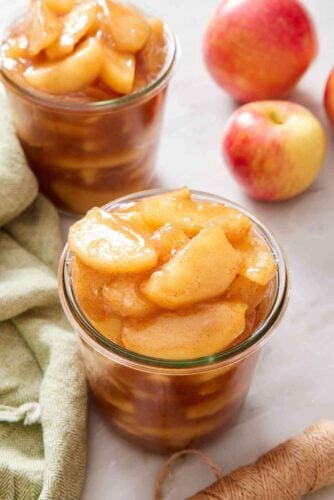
(223, 101, 326, 201)
(324, 67, 334, 129)
(203, 0, 317, 102)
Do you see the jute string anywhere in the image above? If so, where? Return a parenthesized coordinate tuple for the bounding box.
(154, 450, 222, 500)
(154, 419, 334, 500)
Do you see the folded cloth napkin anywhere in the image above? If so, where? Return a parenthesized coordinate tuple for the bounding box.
(0, 91, 87, 499)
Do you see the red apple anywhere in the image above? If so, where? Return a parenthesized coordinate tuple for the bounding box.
(223, 101, 326, 201)
(324, 67, 334, 129)
(203, 0, 317, 102)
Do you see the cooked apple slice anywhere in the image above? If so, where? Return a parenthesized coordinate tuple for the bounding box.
(136, 18, 166, 81)
(141, 223, 241, 309)
(101, 45, 135, 94)
(141, 195, 250, 241)
(103, 276, 158, 318)
(114, 210, 152, 238)
(72, 257, 124, 343)
(142, 187, 191, 204)
(125, 188, 190, 219)
(69, 207, 158, 274)
(230, 307, 257, 347)
(161, 187, 191, 200)
(28, 0, 62, 56)
(24, 37, 103, 94)
(106, 1, 150, 53)
(122, 301, 247, 359)
(2, 35, 28, 59)
(72, 256, 113, 321)
(46, 2, 98, 60)
(44, 0, 74, 15)
(224, 275, 268, 309)
(233, 235, 277, 285)
(150, 223, 189, 262)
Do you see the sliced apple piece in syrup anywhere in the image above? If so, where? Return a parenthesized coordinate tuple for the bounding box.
(113, 210, 152, 238)
(28, 0, 62, 56)
(106, 1, 150, 53)
(103, 276, 158, 319)
(72, 256, 113, 321)
(101, 46, 135, 94)
(25, 38, 104, 94)
(224, 275, 269, 309)
(230, 307, 257, 347)
(141, 195, 250, 242)
(2, 35, 28, 59)
(233, 235, 277, 286)
(46, 2, 99, 60)
(141, 223, 241, 309)
(72, 258, 126, 344)
(122, 301, 247, 359)
(135, 18, 166, 84)
(68, 207, 158, 274)
(44, 0, 74, 15)
(149, 223, 189, 262)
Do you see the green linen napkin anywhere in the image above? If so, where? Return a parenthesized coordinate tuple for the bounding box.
(0, 91, 87, 499)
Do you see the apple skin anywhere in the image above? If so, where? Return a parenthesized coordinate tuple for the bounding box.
(203, 0, 317, 102)
(324, 67, 334, 129)
(223, 101, 326, 201)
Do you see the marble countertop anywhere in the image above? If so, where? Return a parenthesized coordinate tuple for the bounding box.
(2, 0, 334, 498)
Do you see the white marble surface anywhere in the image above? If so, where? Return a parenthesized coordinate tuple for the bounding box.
(2, 0, 334, 498)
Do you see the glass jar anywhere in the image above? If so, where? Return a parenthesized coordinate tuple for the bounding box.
(0, 16, 177, 215)
(58, 189, 288, 452)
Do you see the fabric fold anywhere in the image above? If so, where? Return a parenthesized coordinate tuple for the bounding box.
(0, 88, 37, 227)
(0, 403, 41, 425)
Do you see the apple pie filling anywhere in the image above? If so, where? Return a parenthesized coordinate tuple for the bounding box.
(1, 0, 167, 99)
(0, 0, 173, 214)
(69, 187, 277, 359)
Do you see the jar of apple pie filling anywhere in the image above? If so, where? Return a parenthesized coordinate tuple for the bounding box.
(0, 4, 177, 215)
(58, 190, 288, 452)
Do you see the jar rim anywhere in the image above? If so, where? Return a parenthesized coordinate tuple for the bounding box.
(0, 13, 178, 111)
(58, 189, 289, 373)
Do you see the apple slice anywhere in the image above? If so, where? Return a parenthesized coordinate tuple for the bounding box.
(2, 35, 28, 59)
(141, 195, 250, 241)
(135, 18, 166, 82)
(141, 223, 241, 309)
(233, 235, 277, 285)
(45, 2, 98, 60)
(44, 0, 74, 15)
(103, 276, 158, 318)
(229, 308, 257, 347)
(113, 210, 152, 238)
(163, 187, 191, 200)
(68, 207, 158, 274)
(138, 187, 191, 206)
(72, 257, 124, 344)
(106, 1, 150, 53)
(28, 0, 62, 56)
(72, 256, 113, 321)
(122, 301, 247, 359)
(224, 275, 268, 309)
(101, 45, 135, 94)
(25, 37, 103, 94)
(149, 223, 189, 262)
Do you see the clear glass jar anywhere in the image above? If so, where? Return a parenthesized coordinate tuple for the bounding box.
(0, 16, 177, 215)
(58, 189, 288, 452)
